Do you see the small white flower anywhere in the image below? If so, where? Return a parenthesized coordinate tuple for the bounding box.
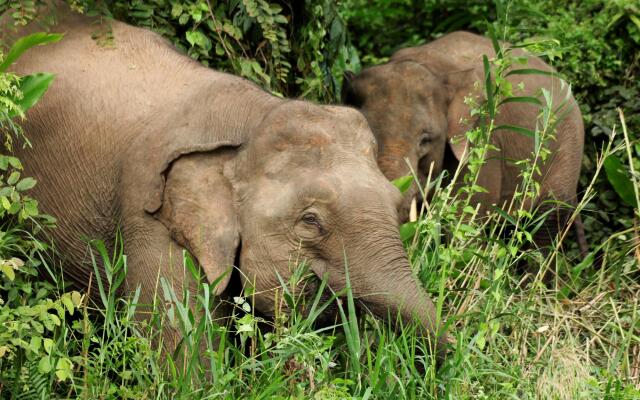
(536, 325, 549, 334)
(10, 257, 24, 268)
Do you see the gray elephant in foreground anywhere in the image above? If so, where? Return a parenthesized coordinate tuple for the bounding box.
(343, 31, 586, 252)
(3, 5, 448, 358)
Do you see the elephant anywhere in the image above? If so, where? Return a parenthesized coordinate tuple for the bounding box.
(342, 31, 586, 253)
(2, 4, 448, 359)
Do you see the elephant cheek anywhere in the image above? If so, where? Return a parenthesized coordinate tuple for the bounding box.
(237, 244, 280, 316)
(377, 140, 414, 180)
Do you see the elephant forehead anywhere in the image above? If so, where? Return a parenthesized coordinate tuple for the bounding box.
(356, 63, 446, 107)
(260, 101, 375, 150)
(249, 181, 297, 217)
(299, 178, 339, 203)
(243, 175, 337, 220)
(252, 162, 381, 199)
(252, 129, 377, 173)
(272, 130, 335, 151)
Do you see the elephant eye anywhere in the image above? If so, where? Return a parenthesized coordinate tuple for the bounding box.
(419, 132, 434, 147)
(301, 212, 320, 227)
(296, 211, 326, 240)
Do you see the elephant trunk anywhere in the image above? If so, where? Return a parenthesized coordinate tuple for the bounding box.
(344, 231, 448, 362)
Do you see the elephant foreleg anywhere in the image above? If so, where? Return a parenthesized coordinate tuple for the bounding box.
(122, 215, 209, 357)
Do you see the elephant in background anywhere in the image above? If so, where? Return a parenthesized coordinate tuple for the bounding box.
(343, 31, 586, 253)
(4, 4, 447, 359)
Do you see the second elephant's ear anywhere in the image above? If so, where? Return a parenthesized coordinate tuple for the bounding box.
(444, 68, 483, 161)
(155, 151, 239, 295)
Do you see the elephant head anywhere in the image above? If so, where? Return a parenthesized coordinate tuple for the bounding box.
(342, 58, 481, 221)
(145, 99, 448, 359)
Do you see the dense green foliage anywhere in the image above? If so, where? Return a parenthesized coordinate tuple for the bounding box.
(0, 0, 638, 398)
(70, 0, 358, 101)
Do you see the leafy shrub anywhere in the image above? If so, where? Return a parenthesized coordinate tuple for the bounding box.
(53, 0, 357, 101)
(340, 0, 494, 64)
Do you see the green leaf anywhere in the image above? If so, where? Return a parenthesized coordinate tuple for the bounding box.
(486, 23, 502, 57)
(62, 294, 75, 315)
(506, 68, 555, 77)
(49, 313, 61, 327)
(1, 196, 11, 210)
(1, 264, 15, 281)
(0, 33, 63, 71)
(494, 124, 536, 138)
(71, 291, 82, 306)
(178, 13, 189, 25)
(483, 55, 494, 119)
(399, 221, 417, 241)
(629, 14, 640, 30)
(43, 338, 54, 354)
(171, 3, 183, 17)
(572, 251, 594, 276)
(8, 201, 21, 215)
(604, 155, 638, 208)
(16, 177, 36, 191)
(29, 336, 42, 353)
(498, 96, 542, 107)
(490, 206, 516, 225)
(185, 30, 211, 50)
(7, 171, 20, 185)
(9, 73, 56, 117)
(55, 358, 73, 382)
(391, 175, 413, 194)
(215, 42, 225, 56)
(23, 199, 39, 216)
(8, 157, 22, 170)
(38, 356, 52, 373)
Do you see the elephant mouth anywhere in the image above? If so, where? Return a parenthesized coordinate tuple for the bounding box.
(284, 274, 343, 329)
(225, 269, 342, 331)
(223, 245, 358, 332)
(239, 282, 343, 334)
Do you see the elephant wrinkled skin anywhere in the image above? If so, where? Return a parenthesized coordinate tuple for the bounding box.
(2, 5, 447, 359)
(343, 31, 585, 250)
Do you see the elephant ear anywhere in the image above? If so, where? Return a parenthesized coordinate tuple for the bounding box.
(124, 116, 250, 294)
(155, 151, 239, 295)
(444, 68, 483, 161)
(141, 123, 245, 214)
(342, 70, 363, 106)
